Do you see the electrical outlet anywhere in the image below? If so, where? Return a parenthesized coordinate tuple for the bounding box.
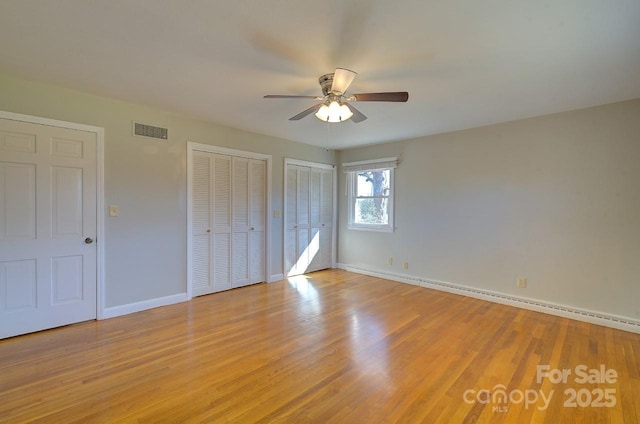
(387, 257, 393, 266)
(517, 277, 527, 288)
(403, 262, 409, 270)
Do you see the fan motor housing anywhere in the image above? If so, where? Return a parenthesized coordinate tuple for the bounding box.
(318, 73, 334, 96)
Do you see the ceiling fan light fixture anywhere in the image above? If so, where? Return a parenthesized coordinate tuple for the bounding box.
(315, 100, 353, 123)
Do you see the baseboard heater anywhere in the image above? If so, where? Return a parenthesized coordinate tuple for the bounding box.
(338, 264, 640, 334)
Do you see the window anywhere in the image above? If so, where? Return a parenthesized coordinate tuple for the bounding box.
(344, 157, 397, 232)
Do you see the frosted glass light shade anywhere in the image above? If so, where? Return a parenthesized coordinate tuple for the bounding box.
(315, 101, 353, 123)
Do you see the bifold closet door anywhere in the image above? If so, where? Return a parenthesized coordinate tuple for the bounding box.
(192, 153, 232, 296)
(285, 163, 333, 277)
(284, 165, 309, 276)
(231, 157, 266, 288)
(191, 152, 265, 296)
(248, 160, 266, 284)
(309, 168, 333, 272)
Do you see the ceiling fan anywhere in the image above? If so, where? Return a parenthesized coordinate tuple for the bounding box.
(264, 68, 408, 123)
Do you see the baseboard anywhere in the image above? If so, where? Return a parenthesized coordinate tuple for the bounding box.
(337, 263, 640, 334)
(269, 273, 285, 282)
(101, 293, 188, 319)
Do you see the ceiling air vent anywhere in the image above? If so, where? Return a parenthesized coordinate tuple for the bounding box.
(133, 122, 168, 140)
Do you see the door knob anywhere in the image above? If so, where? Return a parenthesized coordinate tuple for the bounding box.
(84, 237, 94, 244)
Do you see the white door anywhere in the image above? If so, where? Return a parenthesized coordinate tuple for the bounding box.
(192, 152, 233, 296)
(0, 118, 97, 339)
(284, 161, 334, 276)
(190, 150, 266, 296)
(284, 165, 310, 276)
(232, 157, 250, 288)
(309, 168, 333, 272)
(248, 159, 266, 284)
(232, 157, 266, 288)
(212, 154, 233, 291)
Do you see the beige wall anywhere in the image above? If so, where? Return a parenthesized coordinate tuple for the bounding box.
(337, 99, 640, 321)
(0, 73, 335, 308)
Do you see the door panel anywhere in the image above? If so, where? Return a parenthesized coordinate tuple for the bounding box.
(191, 153, 213, 296)
(192, 234, 211, 293)
(297, 167, 310, 227)
(213, 155, 232, 291)
(213, 233, 231, 292)
(249, 231, 265, 283)
(249, 160, 266, 284)
(232, 158, 250, 288)
(232, 232, 249, 287)
(0, 118, 97, 339)
(284, 163, 333, 276)
(190, 151, 265, 295)
(51, 166, 83, 237)
(0, 162, 36, 239)
(1, 259, 37, 311)
(51, 255, 83, 304)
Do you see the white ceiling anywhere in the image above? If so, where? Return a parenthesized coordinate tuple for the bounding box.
(1, 1, 639, 150)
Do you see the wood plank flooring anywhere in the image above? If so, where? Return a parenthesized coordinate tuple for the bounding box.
(1, 269, 639, 423)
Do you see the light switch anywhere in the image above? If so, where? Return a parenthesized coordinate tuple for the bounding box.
(109, 205, 119, 217)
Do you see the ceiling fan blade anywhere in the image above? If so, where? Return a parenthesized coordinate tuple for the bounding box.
(346, 103, 367, 123)
(289, 103, 323, 121)
(350, 92, 409, 102)
(331, 68, 357, 94)
(264, 95, 322, 99)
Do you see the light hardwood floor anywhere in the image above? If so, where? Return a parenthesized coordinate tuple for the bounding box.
(1, 269, 639, 423)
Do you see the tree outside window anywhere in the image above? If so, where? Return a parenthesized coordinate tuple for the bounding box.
(347, 166, 394, 232)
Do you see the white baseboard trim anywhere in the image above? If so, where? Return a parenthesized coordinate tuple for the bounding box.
(101, 293, 188, 319)
(269, 273, 285, 282)
(337, 263, 640, 334)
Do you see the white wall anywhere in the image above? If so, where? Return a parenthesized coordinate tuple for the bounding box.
(3, 71, 639, 324)
(0, 73, 335, 308)
(337, 99, 640, 322)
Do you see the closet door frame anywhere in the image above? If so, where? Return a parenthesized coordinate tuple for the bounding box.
(283, 158, 337, 275)
(187, 142, 272, 299)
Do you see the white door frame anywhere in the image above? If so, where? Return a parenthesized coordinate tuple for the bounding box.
(0, 110, 106, 319)
(186, 141, 272, 299)
(283, 158, 337, 273)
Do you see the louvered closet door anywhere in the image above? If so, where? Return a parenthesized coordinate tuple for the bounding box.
(284, 165, 298, 276)
(285, 162, 333, 277)
(296, 167, 311, 274)
(285, 165, 311, 276)
(191, 151, 265, 296)
(192, 153, 233, 296)
(191, 152, 213, 296)
(309, 168, 333, 272)
(232, 158, 266, 288)
(212, 155, 232, 292)
(249, 159, 266, 284)
(232, 157, 250, 288)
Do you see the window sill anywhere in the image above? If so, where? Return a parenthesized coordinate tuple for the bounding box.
(347, 224, 394, 233)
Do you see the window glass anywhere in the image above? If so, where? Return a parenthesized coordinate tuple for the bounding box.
(348, 168, 394, 232)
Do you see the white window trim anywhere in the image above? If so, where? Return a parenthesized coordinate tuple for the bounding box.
(344, 157, 397, 233)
